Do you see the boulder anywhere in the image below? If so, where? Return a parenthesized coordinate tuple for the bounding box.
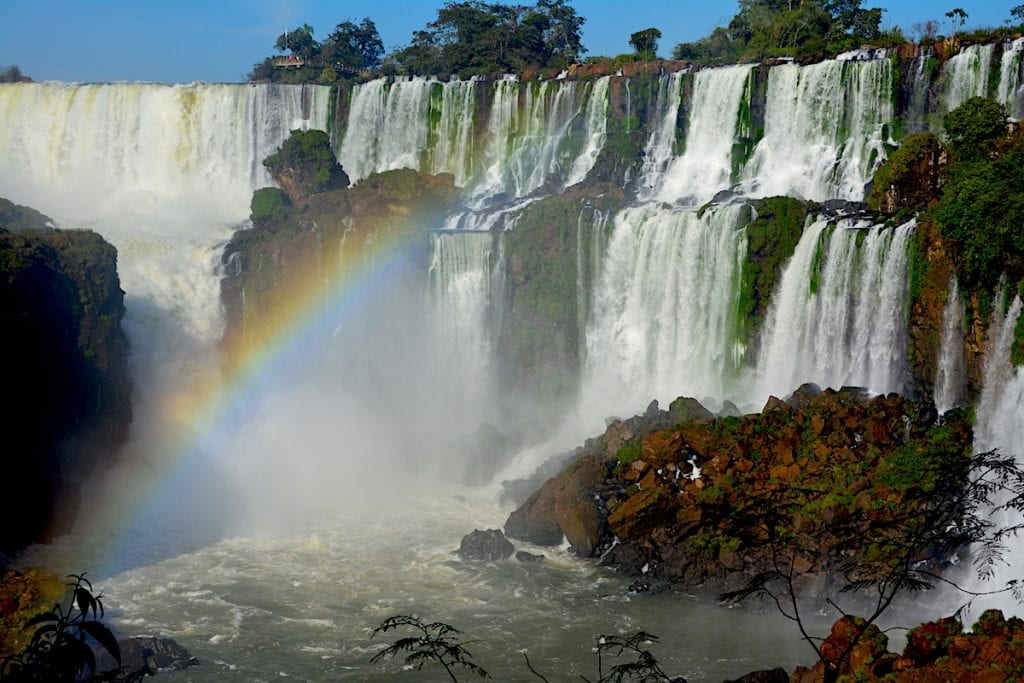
(668, 396, 714, 424)
(94, 636, 198, 675)
(504, 456, 606, 556)
(723, 668, 788, 683)
(457, 529, 514, 561)
(515, 551, 544, 563)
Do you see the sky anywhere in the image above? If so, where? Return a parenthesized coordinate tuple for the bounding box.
(0, 0, 1018, 83)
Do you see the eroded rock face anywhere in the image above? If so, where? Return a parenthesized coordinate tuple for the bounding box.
(506, 387, 972, 589)
(0, 223, 131, 553)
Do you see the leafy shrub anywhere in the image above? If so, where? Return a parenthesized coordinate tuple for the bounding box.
(263, 129, 347, 196)
(250, 187, 291, 225)
(0, 574, 149, 682)
(942, 97, 1008, 162)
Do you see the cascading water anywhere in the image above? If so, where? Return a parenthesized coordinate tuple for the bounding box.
(339, 77, 479, 186)
(997, 37, 1024, 119)
(756, 219, 914, 400)
(904, 47, 935, 135)
(650, 64, 754, 204)
(636, 72, 684, 194)
(961, 295, 1024, 614)
(564, 76, 610, 187)
(741, 56, 893, 201)
(934, 276, 967, 413)
(581, 203, 748, 419)
(428, 230, 500, 408)
(945, 43, 995, 112)
(0, 83, 330, 437)
(8, 40, 1024, 680)
(975, 295, 1024, 454)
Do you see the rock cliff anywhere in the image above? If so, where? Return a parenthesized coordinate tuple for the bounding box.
(0, 205, 131, 553)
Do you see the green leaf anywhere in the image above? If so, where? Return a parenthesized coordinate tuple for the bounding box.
(80, 620, 122, 664)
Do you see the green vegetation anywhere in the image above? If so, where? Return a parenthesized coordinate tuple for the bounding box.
(371, 615, 677, 682)
(249, 18, 384, 83)
(0, 575, 147, 682)
(736, 197, 809, 351)
(371, 615, 489, 681)
(262, 129, 348, 196)
(672, 0, 898, 65)
(0, 66, 23, 83)
(250, 188, 292, 225)
(942, 97, 1008, 162)
(930, 98, 1024, 291)
(628, 28, 662, 60)
(614, 441, 642, 465)
(867, 132, 942, 212)
(390, 0, 585, 77)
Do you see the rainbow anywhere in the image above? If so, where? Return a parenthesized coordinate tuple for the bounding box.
(87, 215, 434, 576)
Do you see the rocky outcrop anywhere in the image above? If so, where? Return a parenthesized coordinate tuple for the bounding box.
(506, 387, 969, 591)
(93, 636, 199, 676)
(221, 168, 459, 358)
(738, 197, 811, 359)
(790, 610, 1024, 682)
(496, 181, 627, 423)
(0, 220, 131, 554)
(262, 129, 349, 207)
(868, 132, 946, 215)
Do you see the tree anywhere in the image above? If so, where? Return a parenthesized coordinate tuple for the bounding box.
(323, 18, 384, 69)
(536, 0, 585, 66)
(370, 617, 682, 682)
(719, 445, 1024, 683)
(911, 19, 941, 42)
(391, 1, 586, 76)
(0, 65, 22, 83)
(945, 7, 968, 35)
(274, 23, 319, 60)
(943, 96, 1007, 161)
(628, 28, 662, 60)
(1012, 4, 1024, 27)
(370, 615, 489, 681)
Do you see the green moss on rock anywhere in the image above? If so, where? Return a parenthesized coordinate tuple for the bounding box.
(737, 196, 809, 354)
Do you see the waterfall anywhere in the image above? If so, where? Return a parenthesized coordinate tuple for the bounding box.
(741, 56, 893, 201)
(975, 295, 1024, 453)
(340, 77, 480, 186)
(756, 219, 914, 400)
(0, 81, 335, 544)
(934, 276, 967, 413)
(0, 83, 330, 425)
(905, 47, 935, 135)
(965, 295, 1024, 610)
(581, 203, 747, 418)
(998, 37, 1024, 120)
(650, 64, 754, 205)
(565, 77, 610, 187)
(945, 43, 995, 112)
(339, 78, 435, 183)
(636, 72, 684, 193)
(429, 231, 500, 406)
(470, 78, 580, 201)
(430, 79, 478, 185)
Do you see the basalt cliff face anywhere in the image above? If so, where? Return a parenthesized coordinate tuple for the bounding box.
(0, 207, 131, 554)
